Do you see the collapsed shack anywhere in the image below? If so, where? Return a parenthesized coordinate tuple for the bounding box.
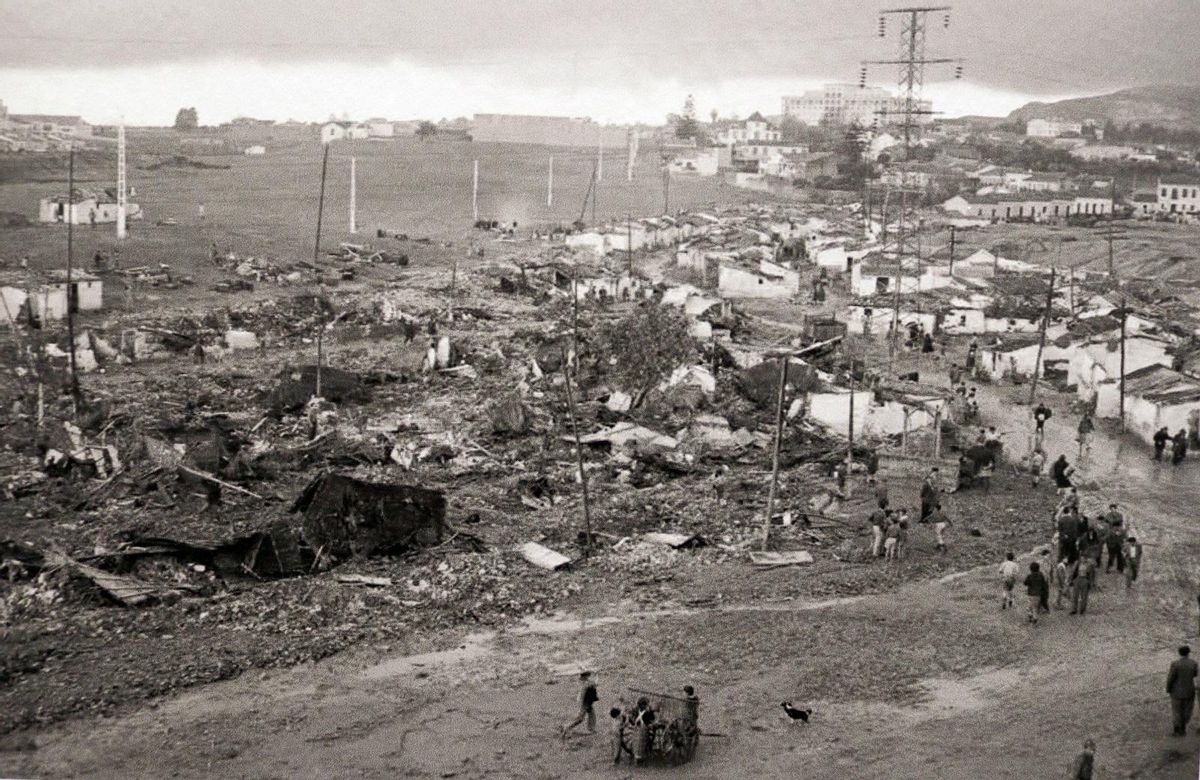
(266, 365, 368, 413)
(291, 473, 447, 559)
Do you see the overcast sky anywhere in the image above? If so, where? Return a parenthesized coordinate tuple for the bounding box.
(0, 0, 1195, 125)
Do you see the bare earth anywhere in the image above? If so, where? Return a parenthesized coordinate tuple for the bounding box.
(5, 382, 1199, 779)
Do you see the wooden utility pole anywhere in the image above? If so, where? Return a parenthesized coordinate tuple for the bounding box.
(662, 166, 670, 214)
(626, 214, 633, 274)
(762, 358, 790, 551)
(886, 188, 908, 373)
(1027, 268, 1057, 406)
(1119, 292, 1127, 430)
(315, 326, 323, 398)
(560, 342, 593, 558)
(472, 159, 480, 223)
(65, 146, 80, 418)
(349, 156, 357, 234)
(547, 156, 554, 208)
(846, 367, 856, 475)
(313, 143, 330, 266)
(947, 224, 957, 275)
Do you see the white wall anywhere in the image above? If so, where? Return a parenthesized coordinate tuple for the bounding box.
(718, 265, 792, 299)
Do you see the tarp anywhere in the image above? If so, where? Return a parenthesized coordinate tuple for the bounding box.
(291, 473, 446, 558)
(519, 541, 572, 571)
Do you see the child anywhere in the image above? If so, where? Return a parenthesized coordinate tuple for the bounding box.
(1122, 536, 1142, 589)
(561, 671, 599, 739)
(1024, 561, 1047, 624)
(1053, 555, 1071, 609)
(999, 552, 1019, 610)
(1029, 448, 1046, 488)
(884, 515, 901, 560)
(610, 704, 633, 765)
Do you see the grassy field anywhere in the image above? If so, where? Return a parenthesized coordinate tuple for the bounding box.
(0, 136, 738, 280)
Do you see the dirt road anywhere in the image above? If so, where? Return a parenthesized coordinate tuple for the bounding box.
(6, 384, 1200, 779)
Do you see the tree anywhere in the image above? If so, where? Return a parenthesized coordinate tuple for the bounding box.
(415, 120, 437, 140)
(173, 107, 198, 130)
(673, 94, 702, 142)
(590, 304, 696, 407)
(837, 121, 870, 187)
(709, 109, 718, 125)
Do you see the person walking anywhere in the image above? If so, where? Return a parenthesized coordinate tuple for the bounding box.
(1051, 454, 1074, 493)
(869, 505, 889, 558)
(1173, 429, 1189, 465)
(1122, 536, 1142, 590)
(1070, 556, 1096, 615)
(999, 552, 1019, 610)
(1057, 508, 1080, 565)
(1033, 402, 1052, 446)
(1167, 646, 1198, 736)
(920, 468, 939, 521)
(1053, 555, 1071, 610)
(561, 671, 599, 739)
(927, 503, 952, 553)
(1104, 503, 1126, 573)
(1153, 426, 1171, 461)
(1029, 447, 1046, 488)
(1024, 562, 1047, 624)
(1071, 738, 1096, 779)
(1077, 413, 1095, 458)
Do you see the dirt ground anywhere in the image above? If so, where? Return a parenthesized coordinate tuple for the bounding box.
(4, 362, 1200, 778)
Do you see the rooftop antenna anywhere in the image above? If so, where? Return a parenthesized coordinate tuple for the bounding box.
(116, 120, 127, 240)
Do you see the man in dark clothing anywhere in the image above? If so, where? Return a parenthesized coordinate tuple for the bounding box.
(1153, 427, 1171, 461)
(1173, 429, 1189, 465)
(1104, 503, 1126, 573)
(1024, 562, 1047, 625)
(1070, 557, 1096, 615)
(1057, 510, 1080, 565)
(1033, 402, 1052, 444)
(1072, 738, 1096, 779)
(920, 468, 939, 520)
(1167, 646, 1198, 735)
(1051, 455, 1073, 491)
(561, 671, 599, 738)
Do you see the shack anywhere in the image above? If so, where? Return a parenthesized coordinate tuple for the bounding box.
(291, 473, 447, 558)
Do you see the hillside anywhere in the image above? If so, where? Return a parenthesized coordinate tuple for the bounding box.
(1007, 84, 1200, 130)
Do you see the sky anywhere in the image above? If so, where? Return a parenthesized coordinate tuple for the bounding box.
(0, 0, 1195, 126)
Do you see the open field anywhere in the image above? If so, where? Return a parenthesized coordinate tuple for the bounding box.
(0, 136, 742, 274)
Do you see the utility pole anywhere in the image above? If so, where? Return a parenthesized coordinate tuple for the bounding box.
(313, 143, 330, 266)
(116, 121, 127, 240)
(1028, 267, 1057, 406)
(1119, 293, 1127, 430)
(662, 166, 670, 214)
(626, 214, 633, 274)
(472, 159, 479, 224)
(560, 341, 593, 559)
(597, 134, 603, 182)
(626, 130, 638, 182)
(762, 358, 790, 551)
(65, 146, 80, 418)
(947, 224, 957, 275)
(547, 155, 554, 208)
(349, 156, 357, 234)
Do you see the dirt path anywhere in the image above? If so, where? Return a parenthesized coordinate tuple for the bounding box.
(6, 384, 1200, 779)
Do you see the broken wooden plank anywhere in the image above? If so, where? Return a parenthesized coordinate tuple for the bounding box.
(519, 542, 571, 571)
(643, 532, 707, 549)
(334, 573, 393, 587)
(748, 550, 814, 567)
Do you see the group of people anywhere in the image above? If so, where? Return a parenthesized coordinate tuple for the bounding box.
(1151, 426, 1190, 465)
(863, 470, 954, 561)
(560, 671, 700, 767)
(999, 487, 1143, 625)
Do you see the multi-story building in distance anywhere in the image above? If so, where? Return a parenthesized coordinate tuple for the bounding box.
(781, 84, 931, 127)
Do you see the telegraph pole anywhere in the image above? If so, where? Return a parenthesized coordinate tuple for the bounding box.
(1028, 268, 1057, 406)
(116, 121, 127, 240)
(472, 159, 479, 223)
(597, 133, 603, 182)
(313, 143, 329, 265)
(948, 224, 957, 274)
(66, 146, 80, 418)
(547, 155, 554, 208)
(349, 156, 357, 234)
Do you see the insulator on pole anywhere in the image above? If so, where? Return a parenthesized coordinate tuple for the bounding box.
(954, 64, 964, 79)
(878, 17, 886, 36)
(943, 12, 950, 28)
(859, 67, 868, 88)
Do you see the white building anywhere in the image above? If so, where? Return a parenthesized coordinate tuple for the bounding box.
(39, 193, 143, 225)
(320, 122, 369, 144)
(667, 147, 721, 176)
(714, 113, 781, 146)
(1158, 177, 1200, 216)
(781, 84, 931, 127)
(1069, 145, 1139, 161)
(243, 145, 266, 155)
(1026, 118, 1083, 138)
(366, 119, 395, 138)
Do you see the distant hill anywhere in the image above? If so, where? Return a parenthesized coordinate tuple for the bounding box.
(1006, 85, 1200, 130)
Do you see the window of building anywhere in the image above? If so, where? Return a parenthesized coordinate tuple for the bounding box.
(1172, 188, 1179, 199)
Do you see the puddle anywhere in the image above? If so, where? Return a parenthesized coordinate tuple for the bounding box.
(359, 631, 496, 680)
(358, 596, 868, 681)
(918, 667, 1023, 714)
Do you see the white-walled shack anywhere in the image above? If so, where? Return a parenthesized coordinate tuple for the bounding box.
(807, 388, 945, 439)
(1095, 364, 1200, 446)
(718, 264, 794, 299)
(1069, 333, 1174, 402)
(846, 304, 937, 336)
(46, 270, 103, 312)
(39, 193, 142, 225)
(0, 286, 28, 326)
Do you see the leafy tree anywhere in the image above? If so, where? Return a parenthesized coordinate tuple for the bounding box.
(173, 107, 198, 130)
(837, 121, 871, 187)
(673, 94, 702, 142)
(590, 304, 696, 407)
(415, 120, 437, 139)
